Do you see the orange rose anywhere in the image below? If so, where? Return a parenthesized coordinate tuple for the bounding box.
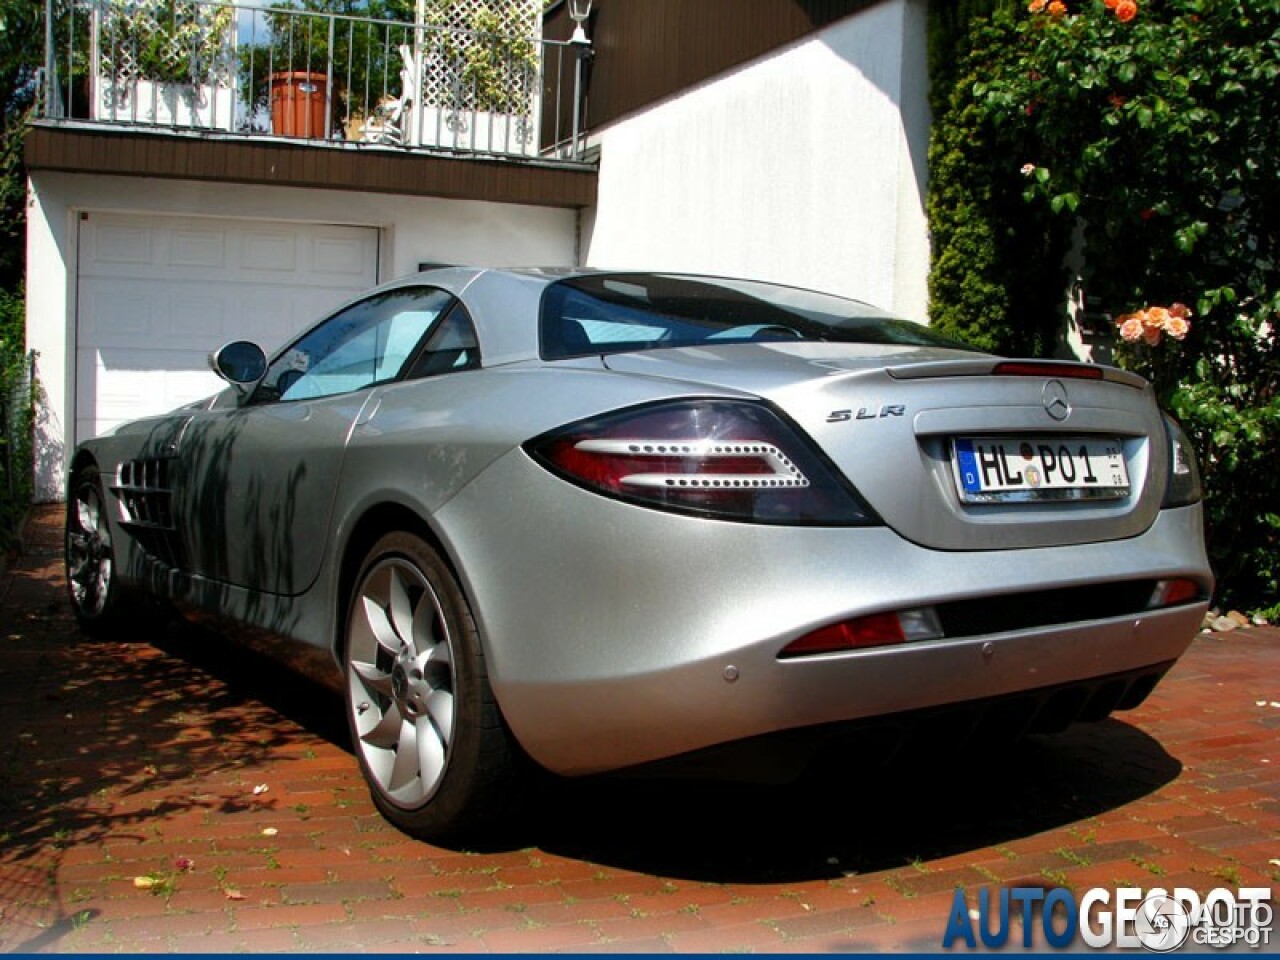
(1144, 306, 1170, 330)
(1028, 0, 1048, 11)
(1117, 314, 1145, 343)
(1164, 315, 1190, 340)
(1169, 302, 1193, 319)
(1048, 0, 1067, 16)
(1103, 0, 1119, 7)
(1115, 0, 1138, 22)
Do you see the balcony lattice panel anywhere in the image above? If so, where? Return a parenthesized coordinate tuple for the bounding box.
(98, 0, 234, 85)
(419, 0, 539, 115)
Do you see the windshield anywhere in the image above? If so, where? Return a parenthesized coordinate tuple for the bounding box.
(540, 273, 976, 359)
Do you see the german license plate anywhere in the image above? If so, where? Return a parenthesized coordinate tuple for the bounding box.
(952, 436, 1129, 503)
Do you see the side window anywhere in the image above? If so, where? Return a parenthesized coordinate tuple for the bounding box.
(403, 303, 482, 379)
(255, 287, 454, 403)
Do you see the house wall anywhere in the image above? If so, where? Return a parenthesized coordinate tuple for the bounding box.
(543, 0, 880, 135)
(581, 0, 930, 321)
(26, 171, 578, 500)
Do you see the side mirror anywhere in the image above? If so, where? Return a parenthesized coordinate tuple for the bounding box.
(209, 341, 267, 401)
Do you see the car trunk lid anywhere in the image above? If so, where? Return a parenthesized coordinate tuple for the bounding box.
(601, 344, 1166, 550)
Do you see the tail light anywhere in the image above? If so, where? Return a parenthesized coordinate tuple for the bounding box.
(526, 400, 877, 525)
(1161, 415, 1203, 507)
(1148, 577, 1206, 609)
(780, 607, 943, 658)
(992, 361, 1104, 380)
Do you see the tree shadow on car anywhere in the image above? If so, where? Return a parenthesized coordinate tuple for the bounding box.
(516, 718, 1181, 884)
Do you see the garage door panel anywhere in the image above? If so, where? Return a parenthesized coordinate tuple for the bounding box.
(165, 293, 226, 345)
(76, 212, 378, 442)
(89, 222, 154, 266)
(79, 284, 157, 342)
(168, 228, 227, 270)
(77, 348, 222, 444)
(313, 233, 379, 279)
(238, 228, 299, 274)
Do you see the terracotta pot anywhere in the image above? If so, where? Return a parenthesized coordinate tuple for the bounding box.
(270, 70, 328, 138)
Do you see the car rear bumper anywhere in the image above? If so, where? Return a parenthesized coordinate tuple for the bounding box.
(623, 659, 1178, 783)
(436, 450, 1212, 776)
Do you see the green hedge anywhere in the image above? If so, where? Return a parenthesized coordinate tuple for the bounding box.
(0, 288, 33, 548)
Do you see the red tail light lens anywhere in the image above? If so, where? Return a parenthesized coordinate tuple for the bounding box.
(992, 361, 1104, 380)
(780, 607, 943, 658)
(780, 614, 906, 657)
(526, 400, 877, 525)
(1148, 578, 1205, 608)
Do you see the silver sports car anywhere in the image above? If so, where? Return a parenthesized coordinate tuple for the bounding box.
(66, 268, 1213, 841)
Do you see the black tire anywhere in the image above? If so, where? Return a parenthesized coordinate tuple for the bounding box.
(343, 531, 520, 843)
(65, 467, 128, 632)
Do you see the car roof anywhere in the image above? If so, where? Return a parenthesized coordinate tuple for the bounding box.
(369, 267, 899, 369)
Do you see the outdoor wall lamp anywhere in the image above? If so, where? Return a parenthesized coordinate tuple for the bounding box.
(568, 0, 593, 44)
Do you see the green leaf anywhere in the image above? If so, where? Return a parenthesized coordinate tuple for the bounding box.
(1050, 192, 1079, 214)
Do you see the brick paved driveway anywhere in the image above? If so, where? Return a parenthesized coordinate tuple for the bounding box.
(1, 506, 1277, 953)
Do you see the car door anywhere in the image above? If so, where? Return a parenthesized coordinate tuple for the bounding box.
(174, 286, 456, 595)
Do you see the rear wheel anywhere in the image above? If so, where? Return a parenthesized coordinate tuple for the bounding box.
(65, 468, 125, 630)
(344, 532, 519, 843)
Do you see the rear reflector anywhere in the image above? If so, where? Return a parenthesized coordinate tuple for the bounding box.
(780, 608, 942, 658)
(1148, 578, 1205, 609)
(992, 361, 1104, 380)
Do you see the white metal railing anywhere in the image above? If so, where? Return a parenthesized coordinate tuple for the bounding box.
(40, 0, 591, 160)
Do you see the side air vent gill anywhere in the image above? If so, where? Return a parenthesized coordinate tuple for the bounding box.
(112, 459, 183, 568)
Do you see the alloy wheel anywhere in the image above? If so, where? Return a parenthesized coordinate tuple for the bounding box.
(346, 557, 457, 809)
(67, 480, 113, 618)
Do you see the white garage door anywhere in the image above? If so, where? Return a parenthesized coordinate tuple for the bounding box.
(75, 212, 379, 442)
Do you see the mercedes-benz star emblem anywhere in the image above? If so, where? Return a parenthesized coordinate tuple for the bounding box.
(1043, 380, 1071, 421)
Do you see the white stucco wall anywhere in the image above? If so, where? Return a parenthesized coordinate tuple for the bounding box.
(26, 171, 578, 499)
(583, 0, 930, 322)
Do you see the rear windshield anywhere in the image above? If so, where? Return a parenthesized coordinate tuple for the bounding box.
(540, 273, 975, 359)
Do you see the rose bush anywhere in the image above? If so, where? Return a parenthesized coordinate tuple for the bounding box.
(928, 0, 1279, 611)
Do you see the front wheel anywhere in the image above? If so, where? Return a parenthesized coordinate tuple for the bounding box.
(65, 468, 125, 630)
(344, 532, 521, 843)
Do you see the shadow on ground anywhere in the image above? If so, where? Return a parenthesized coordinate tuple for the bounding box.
(2, 597, 1181, 898)
(130, 620, 1178, 886)
(523, 719, 1179, 883)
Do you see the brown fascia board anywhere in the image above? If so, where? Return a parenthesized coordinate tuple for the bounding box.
(25, 122, 598, 210)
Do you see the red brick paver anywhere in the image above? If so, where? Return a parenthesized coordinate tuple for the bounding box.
(1, 506, 1276, 952)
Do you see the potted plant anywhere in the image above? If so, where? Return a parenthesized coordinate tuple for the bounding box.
(239, 0, 421, 139)
(237, 3, 335, 137)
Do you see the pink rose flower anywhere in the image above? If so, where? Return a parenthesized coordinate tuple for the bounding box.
(1117, 314, 1144, 342)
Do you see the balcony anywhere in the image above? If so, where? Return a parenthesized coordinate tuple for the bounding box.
(37, 0, 592, 164)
